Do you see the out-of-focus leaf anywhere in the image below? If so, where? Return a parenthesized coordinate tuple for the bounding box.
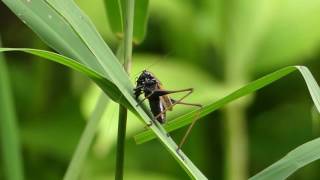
(254, 0, 320, 71)
(104, 0, 123, 38)
(64, 94, 109, 180)
(215, 0, 320, 72)
(0, 44, 24, 180)
(135, 66, 320, 144)
(104, 0, 149, 44)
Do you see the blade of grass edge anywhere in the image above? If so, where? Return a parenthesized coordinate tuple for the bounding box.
(0, 46, 24, 180)
(135, 66, 320, 144)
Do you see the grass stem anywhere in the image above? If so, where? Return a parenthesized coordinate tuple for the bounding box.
(115, 0, 134, 179)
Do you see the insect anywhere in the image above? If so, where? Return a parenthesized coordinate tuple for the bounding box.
(134, 70, 202, 151)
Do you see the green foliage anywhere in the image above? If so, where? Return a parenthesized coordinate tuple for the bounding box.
(1, 0, 320, 179)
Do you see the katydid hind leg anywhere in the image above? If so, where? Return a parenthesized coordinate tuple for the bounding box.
(177, 105, 202, 150)
(154, 88, 194, 120)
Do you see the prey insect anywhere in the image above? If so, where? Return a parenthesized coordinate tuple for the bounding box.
(134, 70, 202, 151)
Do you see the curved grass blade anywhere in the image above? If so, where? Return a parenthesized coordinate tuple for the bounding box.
(0, 48, 132, 109)
(135, 66, 320, 144)
(249, 137, 320, 180)
(0, 46, 24, 180)
(104, 0, 149, 43)
(0, 48, 207, 179)
(1, 0, 207, 178)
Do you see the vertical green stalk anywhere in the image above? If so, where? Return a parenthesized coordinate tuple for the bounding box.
(223, 102, 248, 180)
(115, 0, 134, 179)
(223, 42, 250, 180)
(0, 41, 24, 180)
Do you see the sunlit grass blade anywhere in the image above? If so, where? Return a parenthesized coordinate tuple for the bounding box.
(135, 66, 320, 144)
(104, 0, 149, 43)
(63, 93, 109, 180)
(249, 137, 320, 180)
(0, 48, 24, 180)
(1, 0, 107, 76)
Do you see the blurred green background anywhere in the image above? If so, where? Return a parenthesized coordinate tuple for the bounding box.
(1, 0, 320, 179)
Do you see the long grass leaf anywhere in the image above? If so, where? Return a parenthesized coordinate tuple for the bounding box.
(0, 48, 126, 105)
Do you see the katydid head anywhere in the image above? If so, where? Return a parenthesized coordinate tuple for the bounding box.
(134, 70, 158, 99)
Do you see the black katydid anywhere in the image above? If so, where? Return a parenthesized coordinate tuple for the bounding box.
(133, 69, 202, 152)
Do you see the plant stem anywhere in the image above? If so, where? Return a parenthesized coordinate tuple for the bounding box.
(115, 105, 128, 180)
(115, 0, 134, 179)
(123, 0, 134, 74)
(223, 48, 250, 180)
(223, 102, 248, 180)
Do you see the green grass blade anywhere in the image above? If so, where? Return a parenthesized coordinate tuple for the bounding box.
(1, 0, 107, 76)
(0, 48, 126, 105)
(134, 66, 320, 144)
(104, 0, 149, 43)
(249, 137, 320, 180)
(1, 0, 207, 178)
(0, 47, 24, 180)
(63, 93, 109, 180)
